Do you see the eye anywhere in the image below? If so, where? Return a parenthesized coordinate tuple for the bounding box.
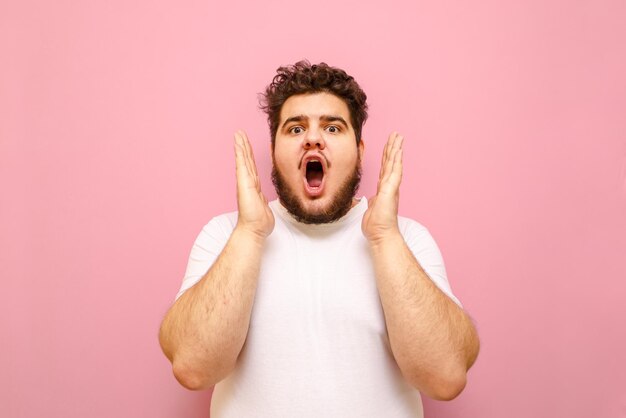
(289, 126, 304, 134)
(326, 125, 340, 133)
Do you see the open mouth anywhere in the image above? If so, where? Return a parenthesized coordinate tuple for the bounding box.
(306, 160, 324, 187)
(304, 159, 325, 196)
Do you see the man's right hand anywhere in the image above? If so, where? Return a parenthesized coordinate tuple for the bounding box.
(234, 130, 274, 240)
(159, 131, 273, 389)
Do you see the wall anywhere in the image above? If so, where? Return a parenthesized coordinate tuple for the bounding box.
(1, 1, 625, 417)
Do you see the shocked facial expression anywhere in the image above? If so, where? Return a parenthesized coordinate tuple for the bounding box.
(272, 92, 364, 224)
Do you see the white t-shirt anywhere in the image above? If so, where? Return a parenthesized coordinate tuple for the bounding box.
(177, 197, 461, 417)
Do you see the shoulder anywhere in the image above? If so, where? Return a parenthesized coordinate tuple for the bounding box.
(202, 210, 238, 235)
(396, 215, 443, 261)
(397, 215, 463, 307)
(397, 215, 431, 244)
(398, 215, 428, 235)
(175, 210, 238, 299)
(193, 209, 238, 248)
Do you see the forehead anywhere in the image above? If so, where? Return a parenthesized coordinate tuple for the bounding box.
(279, 92, 352, 125)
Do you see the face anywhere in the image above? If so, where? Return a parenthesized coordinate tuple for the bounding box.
(271, 92, 365, 224)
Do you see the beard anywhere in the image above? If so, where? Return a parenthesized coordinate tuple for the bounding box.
(271, 159, 362, 224)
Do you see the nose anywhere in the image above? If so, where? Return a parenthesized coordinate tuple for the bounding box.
(303, 128, 326, 150)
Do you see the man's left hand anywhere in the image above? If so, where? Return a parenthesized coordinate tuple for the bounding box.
(362, 132, 404, 244)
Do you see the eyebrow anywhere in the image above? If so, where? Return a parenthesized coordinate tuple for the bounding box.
(320, 115, 349, 128)
(281, 115, 307, 129)
(281, 114, 349, 130)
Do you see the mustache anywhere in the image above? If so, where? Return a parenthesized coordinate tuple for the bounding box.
(298, 153, 331, 170)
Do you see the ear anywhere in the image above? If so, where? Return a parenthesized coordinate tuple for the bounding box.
(358, 138, 365, 161)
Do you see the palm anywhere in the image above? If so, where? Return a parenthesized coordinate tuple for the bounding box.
(362, 132, 403, 243)
(234, 131, 274, 238)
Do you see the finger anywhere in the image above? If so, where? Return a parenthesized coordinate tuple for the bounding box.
(378, 133, 393, 184)
(237, 131, 256, 187)
(388, 135, 404, 178)
(388, 134, 403, 166)
(234, 133, 253, 188)
(235, 132, 255, 187)
(241, 130, 261, 190)
(389, 147, 403, 187)
(379, 135, 404, 195)
(379, 132, 396, 180)
(380, 133, 401, 184)
(234, 133, 245, 173)
(240, 130, 259, 179)
(237, 131, 252, 176)
(384, 138, 404, 190)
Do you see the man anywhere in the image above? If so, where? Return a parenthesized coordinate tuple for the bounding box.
(159, 61, 479, 417)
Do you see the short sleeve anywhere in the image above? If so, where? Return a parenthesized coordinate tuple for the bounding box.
(175, 214, 237, 300)
(399, 217, 463, 308)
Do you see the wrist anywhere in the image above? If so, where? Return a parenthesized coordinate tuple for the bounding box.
(232, 224, 268, 247)
(367, 228, 403, 250)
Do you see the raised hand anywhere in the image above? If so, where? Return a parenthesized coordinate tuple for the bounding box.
(362, 132, 404, 244)
(234, 130, 275, 240)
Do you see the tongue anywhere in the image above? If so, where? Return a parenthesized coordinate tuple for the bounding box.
(307, 171, 323, 188)
(309, 177, 322, 187)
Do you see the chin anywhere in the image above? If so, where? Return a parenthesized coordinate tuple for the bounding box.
(271, 164, 362, 225)
(300, 194, 335, 212)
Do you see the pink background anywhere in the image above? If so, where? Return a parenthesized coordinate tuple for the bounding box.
(2, 0, 625, 417)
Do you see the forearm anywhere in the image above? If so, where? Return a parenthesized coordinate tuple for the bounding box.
(369, 232, 479, 400)
(159, 227, 265, 390)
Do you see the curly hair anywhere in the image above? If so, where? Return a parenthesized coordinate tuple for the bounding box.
(260, 60, 368, 146)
